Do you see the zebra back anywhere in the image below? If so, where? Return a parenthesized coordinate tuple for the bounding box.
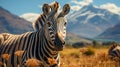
(0, 33, 10, 44)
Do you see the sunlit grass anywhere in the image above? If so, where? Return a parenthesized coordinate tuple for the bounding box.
(60, 46, 119, 67)
(0, 46, 119, 67)
(25, 58, 43, 67)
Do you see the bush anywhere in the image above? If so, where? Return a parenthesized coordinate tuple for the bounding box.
(70, 52, 80, 58)
(72, 42, 85, 48)
(102, 41, 117, 46)
(65, 44, 73, 48)
(83, 48, 95, 56)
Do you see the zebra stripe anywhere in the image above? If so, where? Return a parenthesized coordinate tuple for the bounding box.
(0, 2, 70, 67)
(0, 30, 59, 67)
(33, 14, 47, 31)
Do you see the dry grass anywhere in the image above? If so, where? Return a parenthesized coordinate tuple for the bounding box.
(14, 50, 24, 67)
(1, 46, 120, 67)
(14, 50, 24, 57)
(1, 53, 11, 67)
(0, 61, 3, 66)
(25, 58, 43, 67)
(2, 53, 10, 60)
(48, 58, 57, 65)
(60, 47, 120, 67)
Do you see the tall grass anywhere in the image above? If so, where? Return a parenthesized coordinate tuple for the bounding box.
(0, 46, 119, 67)
(60, 46, 120, 67)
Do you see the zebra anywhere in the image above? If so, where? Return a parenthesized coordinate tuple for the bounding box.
(0, 33, 10, 44)
(33, 1, 60, 31)
(108, 44, 120, 61)
(0, 2, 70, 67)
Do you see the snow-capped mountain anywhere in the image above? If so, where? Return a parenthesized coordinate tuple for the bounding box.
(67, 5, 120, 38)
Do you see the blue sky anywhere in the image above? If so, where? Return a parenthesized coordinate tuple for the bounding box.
(0, 0, 70, 15)
(0, 0, 120, 22)
(0, 0, 120, 15)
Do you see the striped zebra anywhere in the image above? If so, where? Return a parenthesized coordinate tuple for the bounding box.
(108, 44, 120, 60)
(33, 1, 60, 31)
(0, 33, 10, 44)
(0, 2, 70, 67)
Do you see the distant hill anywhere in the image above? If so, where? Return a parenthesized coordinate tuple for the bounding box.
(66, 33, 92, 44)
(97, 22, 120, 42)
(0, 7, 33, 34)
(67, 5, 120, 38)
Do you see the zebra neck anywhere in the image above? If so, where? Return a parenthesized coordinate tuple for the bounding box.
(35, 30, 59, 58)
(33, 14, 47, 31)
(43, 32, 59, 57)
(38, 33, 59, 65)
(35, 29, 59, 55)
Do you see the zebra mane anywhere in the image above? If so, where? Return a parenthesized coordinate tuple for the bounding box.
(32, 13, 46, 31)
(109, 44, 118, 49)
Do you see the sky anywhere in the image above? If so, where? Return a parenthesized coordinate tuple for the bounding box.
(0, 0, 120, 22)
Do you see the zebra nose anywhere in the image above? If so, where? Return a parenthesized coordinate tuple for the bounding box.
(55, 33, 65, 45)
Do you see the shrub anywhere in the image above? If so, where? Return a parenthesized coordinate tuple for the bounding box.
(65, 44, 73, 48)
(83, 48, 95, 56)
(70, 52, 80, 58)
(72, 42, 85, 48)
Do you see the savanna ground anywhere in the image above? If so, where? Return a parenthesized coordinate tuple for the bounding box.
(60, 45, 120, 67)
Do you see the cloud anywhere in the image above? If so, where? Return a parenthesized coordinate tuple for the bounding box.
(71, 0, 93, 11)
(20, 13, 40, 23)
(71, 0, 93, 6)
(71, 5, 81, 11)
(100, 3, 120, 14)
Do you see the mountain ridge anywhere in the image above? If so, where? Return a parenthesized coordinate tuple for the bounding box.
(0, 6, 33, 34)
(0, 6, 91, 44)
(97, 22, 120, 42)
(67, 5, 120, 38)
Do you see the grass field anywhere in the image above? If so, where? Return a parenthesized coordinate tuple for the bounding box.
(1, 45, 120, 67)
(60, 46, 120, 67)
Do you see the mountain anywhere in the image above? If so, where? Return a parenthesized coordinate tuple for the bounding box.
(67, 5, 120, 38)
(66, 33, 92, 44)
(0, 6, 92, 44)
(0, 7, 33, 34)
(97, 22, 120, 42)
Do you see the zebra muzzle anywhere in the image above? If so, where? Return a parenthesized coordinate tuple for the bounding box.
(54, 33, 65, 51)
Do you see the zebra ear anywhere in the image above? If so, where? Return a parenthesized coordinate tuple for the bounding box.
(50, 1, 60, 11)
(61, 4, 70, 16)
(42, 4, 51, 14)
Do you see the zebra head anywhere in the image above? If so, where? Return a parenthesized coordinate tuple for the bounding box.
(53, 4, 70, 51)
(33, 2, 60, 31)
(43, 3, 70, 51)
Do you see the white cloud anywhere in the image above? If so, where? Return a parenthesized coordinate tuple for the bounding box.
(20, 13, 40, 23)
(71, 0, 93, 6)
(100, 3, 120, 14)
(71, 0, 93, 11)
(71, 5, 81, 11)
